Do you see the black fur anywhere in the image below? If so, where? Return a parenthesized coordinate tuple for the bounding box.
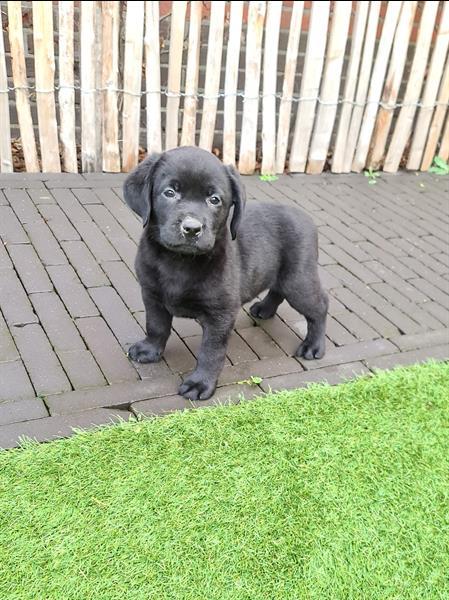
(123, 146, 328, 400)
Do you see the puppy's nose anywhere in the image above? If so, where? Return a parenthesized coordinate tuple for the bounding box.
(181, 217, 203, 237)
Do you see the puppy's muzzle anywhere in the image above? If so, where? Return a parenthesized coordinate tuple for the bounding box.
(181, 216, 203, 238)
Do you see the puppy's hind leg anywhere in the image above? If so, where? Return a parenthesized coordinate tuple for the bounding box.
(285, 285, 328, 360)
(250, 289, 284, 320)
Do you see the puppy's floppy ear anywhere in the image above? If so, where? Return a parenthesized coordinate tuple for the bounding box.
(225, 164, 246, 240)
(123, 153, 161, 227)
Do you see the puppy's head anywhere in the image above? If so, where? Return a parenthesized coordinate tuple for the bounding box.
(123, 147, 246, 255)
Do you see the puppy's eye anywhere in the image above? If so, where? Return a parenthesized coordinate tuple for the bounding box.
(163, 188, 175, 198)
(208, 195, 221, 206)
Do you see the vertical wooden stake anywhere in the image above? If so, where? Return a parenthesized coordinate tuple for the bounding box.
(0, 10, 12, 172)
(145, 1, 162, 154)
(165, 1, 187, 150)
(101, 1, 120, 172)
(181, 1, 202, 147)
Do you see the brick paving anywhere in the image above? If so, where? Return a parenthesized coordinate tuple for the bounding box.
(0, 171, 448, 448)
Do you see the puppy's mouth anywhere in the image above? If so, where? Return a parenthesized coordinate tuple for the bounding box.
(159, 237, 215, 256)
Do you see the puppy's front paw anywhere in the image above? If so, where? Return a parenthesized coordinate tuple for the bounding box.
(296, 339, 326, 360)
(179, 373, 217, 401)
(128, 339, 162, 363)
(249, 300, 277, 320)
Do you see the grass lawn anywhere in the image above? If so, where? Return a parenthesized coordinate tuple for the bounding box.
(1, 362, 448, 600)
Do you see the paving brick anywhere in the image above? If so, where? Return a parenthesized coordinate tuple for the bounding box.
(422, 235, 448, 254)
(101, 261, 143, 311)
(0, 240, 13, 269)
(51, 188, 92, 223)
(333, 309, 379, 341)
(131, 394, 192, 416)
(163, 331, 197, 374)
(399, 257, 449, 292)
(47, 264, 99, 318)
(75, 219, 120, 262)
(62, 240, 109, 287)
(321, 232, 370, 262)
(0, 268, 38, 326)
(0, 397, 48, 426)
(321, 244, 382, 284)
(352, 222, 407, 257)
(409, 278, 449, 308)
(297, 338, 397, 370)
(75, 316, 139, 384)
(27, 189, 56, 204)
(226, 331, 259, 364)
(325, 315, 357, 346)
(0, 360, 35, 402)
(391, 329, 449, 351)
(93, 188, 142, 243)
(106, 236, 138, 272)
(0, 408, 132, 449)
(46, 176, 91, 188)
(4, 189, 40, 223)
(47, 377, 181, 415)
(0, 190, 8, 205)
(88, 286, 143, 348)
(365, 344, 449, 371)
(358, 241, 416, 280)
(172, 317, 203, 337)
(71, 188, 101, 204)
(389, 236, 441, 257)
(38, 204, 80, 241)
(0, 312, 19, 363)
(318, 266, 341, 290)
(257, 315, 301, 355)
(328, 294, 347, 316)
(85, 204, 129, 239)
(58, 350, 107, 390)
(276, 300, 303, 322)
(332, 287, 399, 338)
(238, 326, 285, 358)
(23, 220, 68, 266)
(260, 361, 369, 392)
(30, 291, 85, 352)
(433, 253, 449, 269)
(219, 355, 303, 386)
(0, 206, 29, 244)
(12, 323, 71, 396)
(349, 282, 423, 335)
(370, 282, 443, 331)
(423, 302, 449, 327)
(7, 244, 53, 293)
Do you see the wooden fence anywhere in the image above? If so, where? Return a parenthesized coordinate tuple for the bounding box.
(0, 1, 448, 175)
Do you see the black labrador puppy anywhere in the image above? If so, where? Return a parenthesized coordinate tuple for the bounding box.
(123, 146, 328, 400)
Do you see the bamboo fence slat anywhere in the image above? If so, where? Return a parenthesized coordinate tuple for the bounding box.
(80, 1, 99, 172)
(421, 58, 449, 170)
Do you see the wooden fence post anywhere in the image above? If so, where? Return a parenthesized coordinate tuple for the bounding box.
(275, 1, 304, 174)
(145, 1, 162, 154)
(421, 59, 449, 171)
(122, 1, 144, 172)
(81, 1, 99, 172)
(289, 1, 330, 173)
(239, 1, 267, 175)
(261, 1, 282, 175)
(8, 1, 40, 172)
(33, 1, 60, 172)
(101, 1, 120, 172)
(58, 1, 77, 173)
(223, 1, 244, 166)
(383, 1, 439, 173)
(407, 1, 449, 170)
(199, 1, 226, 151)
(0, 11, 12, 172)
(165, 1, 187, 150)
(307, 0, 352, 174)
(180, 1, 202, 147)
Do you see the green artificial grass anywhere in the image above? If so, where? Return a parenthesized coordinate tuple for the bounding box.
(1, 362, 448, 600)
